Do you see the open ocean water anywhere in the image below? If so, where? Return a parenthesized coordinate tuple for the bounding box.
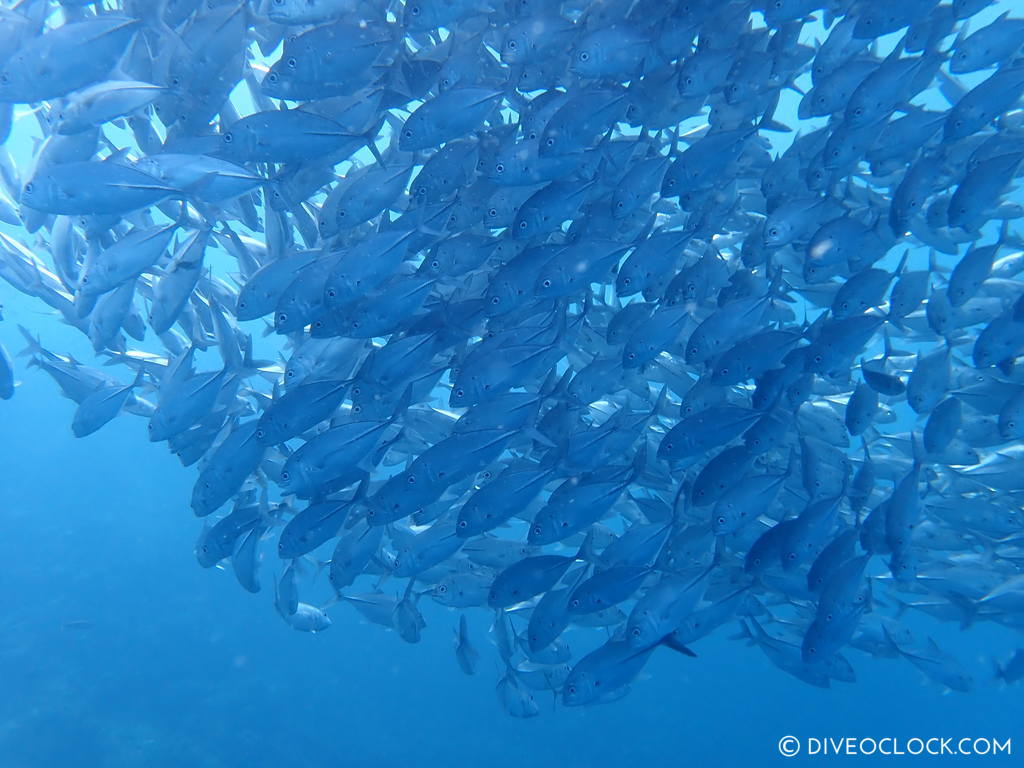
(1, 0, 1024, 766)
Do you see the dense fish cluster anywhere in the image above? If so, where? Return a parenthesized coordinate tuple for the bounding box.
(3, 0, 1024, 714)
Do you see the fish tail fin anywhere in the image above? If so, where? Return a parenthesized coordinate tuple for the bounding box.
(756, 89, 788, 134)
(784, 444, 799, 477)
(991, 658, 1005, 684)
(650, 383, 670, 418)
(881, 326, 894, 361)
(669, 475, 690, 528)
(996, 217, 1011, 247)
(389, 384, 414, 423)
(544, 365, 574, 403)
(927, 247, 948, 277)
(129, 366, 147, 390)
(16, 324, 44, 358)
(630, 436, 648, 480)
(909, 430, 924, 470)
(730, 618, 755, 644)
(894, 248, 910, 278)
(574, 529, 597, 564)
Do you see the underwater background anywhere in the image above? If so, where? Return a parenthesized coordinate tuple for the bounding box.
(2, 0, 1024, 765)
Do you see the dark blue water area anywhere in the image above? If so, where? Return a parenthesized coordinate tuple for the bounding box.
(1, 301, 1020, 767)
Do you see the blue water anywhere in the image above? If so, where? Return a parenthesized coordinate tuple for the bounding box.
(4, 0, 1024, 763)
(1, 293, 1020, 766)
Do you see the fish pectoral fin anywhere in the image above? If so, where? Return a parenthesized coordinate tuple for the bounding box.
(108, 182, 177, 193)
(659, 635, 698, 658)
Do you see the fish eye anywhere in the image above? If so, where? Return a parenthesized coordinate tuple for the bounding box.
(267, 72, 279, 84)
(455, 388, 464, 398)
(488, 208, 497, 217)
(579, 51, 590, 62)
(255, 429, 265, 439)
(223, 132, 233, 143)
(287, 57, 297, 68)
(567, 685, 576, 695)
(787, 552, 797, 561)
(490, 296, 500, 304)
(457, 519, 467, 528)
(404, 129, 413, 138)
(507, 40, 517, 49)
(281, 471, 290, 481)
(278, 312, 288, 322)
(532, 524, 542, 535)
(518, 221, 528, 229)
(23, 182, 33, 194)
(545, 137, 555, 147)
(431, 260, 440, 269)
(409, 4, 420, 14)
(495, 163, 504, 173)
(542, 279, 551, 288)
(326, 288, 336, 298)
(716, 516, 726, 526)
(437, 584, 447, 593)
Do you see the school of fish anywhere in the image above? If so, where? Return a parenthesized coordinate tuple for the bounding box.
(1, 0, 1024, 715)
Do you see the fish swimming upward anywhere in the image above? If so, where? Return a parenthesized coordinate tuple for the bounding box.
(1, 0, 1024, 716)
